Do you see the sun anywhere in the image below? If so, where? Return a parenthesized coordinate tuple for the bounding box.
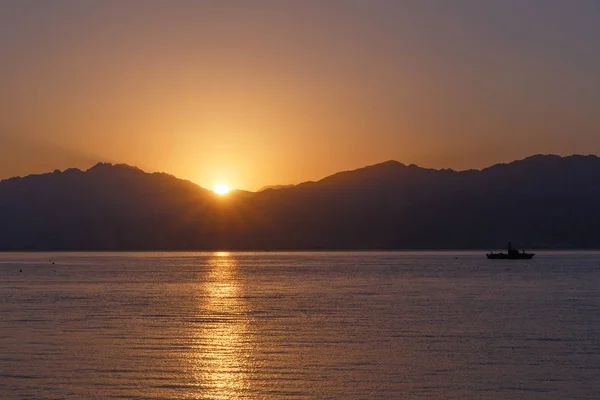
(213, 183, 230, 195)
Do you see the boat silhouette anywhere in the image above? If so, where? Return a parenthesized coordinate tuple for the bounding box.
(486, 242, 534, 259)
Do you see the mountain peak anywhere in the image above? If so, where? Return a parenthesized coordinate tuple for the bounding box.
(379, 160, 404, 167)
(88, 162, 113, 170)
(87, 162, 145, 174)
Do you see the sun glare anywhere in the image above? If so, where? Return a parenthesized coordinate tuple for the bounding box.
(214, 183, 230, 195)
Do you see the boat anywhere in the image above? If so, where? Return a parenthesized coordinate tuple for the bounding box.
(486, 242, 534, 259)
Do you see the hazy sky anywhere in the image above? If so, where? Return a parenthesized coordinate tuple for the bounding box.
(1, 1, 599, 190)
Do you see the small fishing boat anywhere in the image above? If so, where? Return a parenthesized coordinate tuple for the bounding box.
(486, 242, 534, 259)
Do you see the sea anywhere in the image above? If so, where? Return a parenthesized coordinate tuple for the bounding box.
(0, 251, 599, 399)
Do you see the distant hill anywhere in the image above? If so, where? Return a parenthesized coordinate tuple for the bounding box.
(1, 155, 600, 250)
(257, 184, 295, 192)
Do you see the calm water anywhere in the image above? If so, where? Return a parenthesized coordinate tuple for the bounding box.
(1, 252, 599, 399)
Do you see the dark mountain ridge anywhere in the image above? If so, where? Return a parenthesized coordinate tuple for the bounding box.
(1, 154, 600, 250)
(257, 184, 296, 192)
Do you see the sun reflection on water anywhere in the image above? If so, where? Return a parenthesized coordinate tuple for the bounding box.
(187, 253, 253, 398)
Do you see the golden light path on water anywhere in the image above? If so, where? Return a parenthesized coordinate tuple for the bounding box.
(185, 252, 254, 399)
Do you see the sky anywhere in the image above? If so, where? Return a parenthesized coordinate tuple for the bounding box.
(1, 0, 599, 190)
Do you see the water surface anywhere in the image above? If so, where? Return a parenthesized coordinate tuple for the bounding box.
(1, 251, 599, 399)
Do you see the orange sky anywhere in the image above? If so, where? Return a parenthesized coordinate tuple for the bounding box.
(1, 1, 599, 190)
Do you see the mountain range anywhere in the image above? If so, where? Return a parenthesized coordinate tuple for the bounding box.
(1, 154, 600, 250)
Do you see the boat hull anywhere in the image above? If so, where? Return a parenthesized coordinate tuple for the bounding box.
(486, 253, 534, 259)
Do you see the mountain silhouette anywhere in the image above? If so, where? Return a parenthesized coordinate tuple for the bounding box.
(1, 155, 600, 250)
(257, 184, 296, 192)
